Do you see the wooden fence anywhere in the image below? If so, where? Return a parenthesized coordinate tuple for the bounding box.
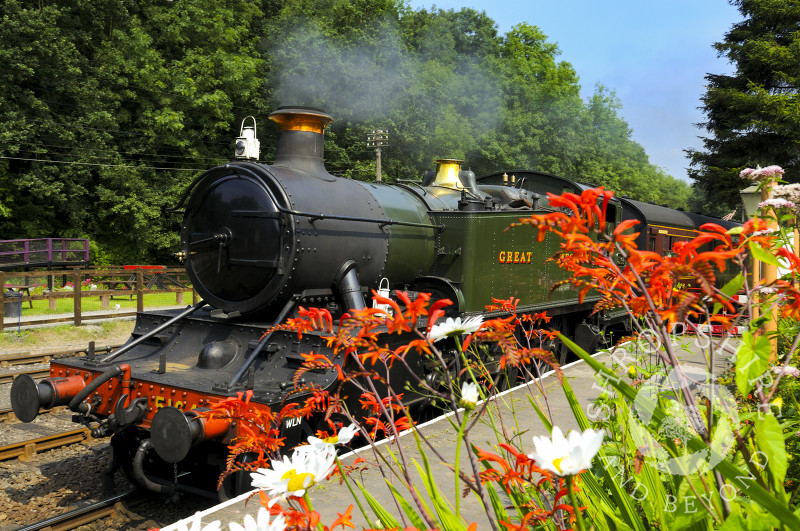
(0, 266, 197, 331)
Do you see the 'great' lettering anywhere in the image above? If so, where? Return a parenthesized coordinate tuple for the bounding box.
(498, 251, 533, 264)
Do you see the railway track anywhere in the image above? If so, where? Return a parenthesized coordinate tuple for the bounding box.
(0, 426, 92, 462)
(0, 343, 122, 386)
(0, 366, 50, 385)
(16, 488, 142, 531)
(0, 343, 121, 368)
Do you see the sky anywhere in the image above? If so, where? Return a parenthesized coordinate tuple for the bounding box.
(407, 0, 742, 182)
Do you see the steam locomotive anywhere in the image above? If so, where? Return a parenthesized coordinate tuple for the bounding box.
(9, 106, 738, 499)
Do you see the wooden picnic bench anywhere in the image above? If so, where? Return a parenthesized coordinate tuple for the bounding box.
(6, 285, 33, 308)
(98, 280, 136, 299)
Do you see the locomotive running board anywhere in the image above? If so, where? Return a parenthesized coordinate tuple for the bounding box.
(83, 301, 207, 367)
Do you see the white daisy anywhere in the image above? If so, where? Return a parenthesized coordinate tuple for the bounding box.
(175, 516, 222, 531)
(229, 507, 286, 531)
(458, 381, 479, 410)
(250, 445, 336, 504)
(428, 316, 484, 342)
(304, 423, 359, 450)
(527, 426, 605, 476)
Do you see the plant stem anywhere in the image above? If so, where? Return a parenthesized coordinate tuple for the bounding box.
(303, 493, 325, 531)
(454, 410, 469, 514)
(566, 475, 587, 531)
(335, 458, 371, 525)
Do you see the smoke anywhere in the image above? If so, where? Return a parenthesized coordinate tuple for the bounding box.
(268, 16, 502, 130)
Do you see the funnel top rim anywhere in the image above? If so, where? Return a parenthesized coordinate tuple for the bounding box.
(269, 106, 333, 124)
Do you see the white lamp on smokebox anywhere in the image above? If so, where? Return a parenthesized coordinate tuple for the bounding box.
(235, 116, 260, 160)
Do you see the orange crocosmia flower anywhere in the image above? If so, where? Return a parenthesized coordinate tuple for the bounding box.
(370, 288, 402, 316)
(300, 306, 333, 331)
(394, 339, 432, 357)
(359, 392, 406, 414)
(301, 352, 333, 367)
(331, 505, 355, 530)
(396, 290, 430, 321)
(383, 310, 412, 335)
(394, 415, 413, 432)
(358, 346, 393, 366)
(490, 296, 520, 313)
(777, 248, 800, 272)
(778, 282, 800, 319)
(426, 298, 453, 333)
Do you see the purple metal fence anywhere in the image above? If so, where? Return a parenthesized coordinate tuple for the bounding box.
(0, 238, 90, 269)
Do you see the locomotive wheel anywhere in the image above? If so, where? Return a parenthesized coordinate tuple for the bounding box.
(110, 429, 141, 485)
(218, 452, 259, 501)
(543, 316, 571, 366)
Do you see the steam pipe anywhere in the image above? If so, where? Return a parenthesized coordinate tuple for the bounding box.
(334, 260, 365, 311)
(98, 301, 206, 364)
(131, 440, 218, 499)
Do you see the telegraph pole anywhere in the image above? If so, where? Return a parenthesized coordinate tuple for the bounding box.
(366, 130, 389, 182)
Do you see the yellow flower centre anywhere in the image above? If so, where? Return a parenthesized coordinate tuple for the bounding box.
(281, 469, 314, 492)
(322, 435, 339, 444)
(552, 457, 565, 474)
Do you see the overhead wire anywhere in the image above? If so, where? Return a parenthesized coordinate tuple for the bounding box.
(0, 156, 208, 172)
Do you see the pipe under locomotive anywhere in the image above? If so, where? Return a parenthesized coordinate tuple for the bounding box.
(10, 106, 629, 498)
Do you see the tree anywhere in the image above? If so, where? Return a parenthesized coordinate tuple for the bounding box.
(0, 0, 266, 263)
(0, 0, 691, 263)
(688, 0, 800, 215)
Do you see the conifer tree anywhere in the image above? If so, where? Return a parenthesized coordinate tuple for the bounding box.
(689, 0, 800, 214)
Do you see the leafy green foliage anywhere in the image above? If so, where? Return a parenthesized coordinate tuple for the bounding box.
(0, 0, 689, 261)
(736, 330, 772, 395)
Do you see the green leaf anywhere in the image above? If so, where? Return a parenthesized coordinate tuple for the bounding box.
(748, 241, 782, 268)
(528, 395, 554, 432)
(558, 334, 800, 528)
(713, 273, 744, 315)
(355, 479, 401, 529)
(718, 513, 747, 531)
(560, 375, 647, 531)
(735, 331, 771, 396)
(755, 413, 788, 484)
(385, 480, 427, 530)
(411, 460, 464, 531)
(482, 481, 510, 524)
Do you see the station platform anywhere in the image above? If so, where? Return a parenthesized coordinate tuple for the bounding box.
(162, 337, 737, 530)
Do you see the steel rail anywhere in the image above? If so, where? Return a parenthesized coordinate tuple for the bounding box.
(15, 488, 142, 531)
(0, 427, 91, 461)
(0, 344, 122, 367)
(0, 366, 50, 385)
(0, 405, 64, 421)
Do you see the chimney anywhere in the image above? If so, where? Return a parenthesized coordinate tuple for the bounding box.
(268, 106, 333, 175)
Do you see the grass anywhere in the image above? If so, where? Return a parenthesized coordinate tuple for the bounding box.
(1, 290, 191, 352)
(5, 291, 191, 315)
(0, 319, 136, 352)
